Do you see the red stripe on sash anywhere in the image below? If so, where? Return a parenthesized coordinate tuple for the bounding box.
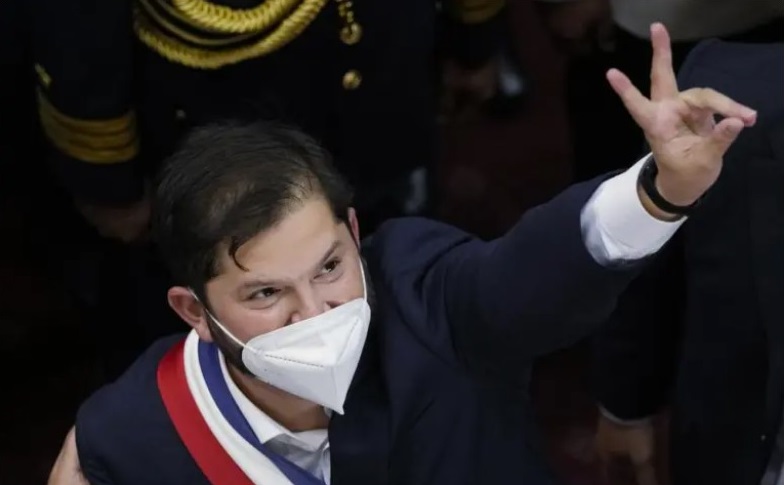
(157, 340, 255, 485)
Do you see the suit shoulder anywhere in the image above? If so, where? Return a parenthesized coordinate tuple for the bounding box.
(75, 335, 187, 480)
(362, 217, 475, 276)
(77, 334, 183, 429)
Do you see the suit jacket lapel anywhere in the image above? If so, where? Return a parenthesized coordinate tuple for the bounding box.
(329, 323, 391, 485)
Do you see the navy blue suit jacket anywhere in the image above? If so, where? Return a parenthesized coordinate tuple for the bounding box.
(76, 176, 645, 485)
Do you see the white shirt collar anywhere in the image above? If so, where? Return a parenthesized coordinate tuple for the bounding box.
(218, 351, 328, 453)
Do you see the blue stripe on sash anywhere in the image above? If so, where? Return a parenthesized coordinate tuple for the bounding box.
(198, 340, 327, 485)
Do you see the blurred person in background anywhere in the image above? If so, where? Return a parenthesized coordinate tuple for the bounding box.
(592, 40, 784, 485)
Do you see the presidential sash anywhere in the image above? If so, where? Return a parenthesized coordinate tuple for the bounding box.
(157, 339, 255, 485)
(158, 332, 327, 485)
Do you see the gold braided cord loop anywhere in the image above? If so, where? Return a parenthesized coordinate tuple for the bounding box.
(135, 0, 328, 68)
(37, 89, 139, 164)
(139, 0, 258, 47)
(173, 0, 301, 33)
(449, 0, 505, 24)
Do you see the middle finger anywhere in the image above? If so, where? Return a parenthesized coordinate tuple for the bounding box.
(649, 23, 679, 101)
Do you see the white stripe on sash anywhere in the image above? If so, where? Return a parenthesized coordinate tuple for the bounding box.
(183, 331, 295, 485)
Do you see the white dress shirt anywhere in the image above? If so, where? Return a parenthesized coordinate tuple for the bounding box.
(219, 154, 684, 483)
(220, 352, 333, 483)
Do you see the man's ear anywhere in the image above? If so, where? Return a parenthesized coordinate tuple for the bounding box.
(167, 286, 213, 342)
(347, 207, 360, 246)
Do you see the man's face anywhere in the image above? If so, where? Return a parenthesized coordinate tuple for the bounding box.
(200, 198, 364, 343)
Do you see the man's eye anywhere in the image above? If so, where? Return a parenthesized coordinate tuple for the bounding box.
(322, 258, 341, 274)
(250, 288, 279, 300)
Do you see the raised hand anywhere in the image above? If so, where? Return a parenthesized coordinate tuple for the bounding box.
(608, 23, 757, 207)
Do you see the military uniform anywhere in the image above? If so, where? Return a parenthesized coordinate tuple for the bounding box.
(32, 0, 506, 222)
(29, 0, 506, 376)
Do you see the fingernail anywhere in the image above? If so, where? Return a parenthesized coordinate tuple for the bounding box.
(743, 108, 757, 118)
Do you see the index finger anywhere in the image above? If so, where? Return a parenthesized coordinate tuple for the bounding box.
(607, 68, 654, 127)
(681, 87, 758, 126)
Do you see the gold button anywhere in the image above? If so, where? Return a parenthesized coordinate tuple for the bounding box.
(342, 69, 362, 90)
(340, 23, 362, 45)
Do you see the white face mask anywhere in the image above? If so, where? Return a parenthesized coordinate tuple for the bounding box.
(195, 261, 371, 414)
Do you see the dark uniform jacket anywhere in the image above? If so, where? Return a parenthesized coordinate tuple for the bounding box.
(592, 40, 784, 485)
(77, 176, 647, 485)
(30, 0, 505, 206)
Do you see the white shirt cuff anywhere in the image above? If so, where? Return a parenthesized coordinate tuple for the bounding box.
(581, 154, 685, 265)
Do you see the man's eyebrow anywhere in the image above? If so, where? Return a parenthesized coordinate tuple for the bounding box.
(239, 278, 278, 291)
(238, 240, 343, 290)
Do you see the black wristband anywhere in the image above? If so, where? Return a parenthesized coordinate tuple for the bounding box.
(637, 157, 701, 216)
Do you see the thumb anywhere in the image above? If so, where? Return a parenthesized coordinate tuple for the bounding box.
(708, 117, 745, 156)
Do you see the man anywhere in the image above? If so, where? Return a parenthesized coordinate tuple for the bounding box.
(48, 24, 756, 485)
(592, 41, 784, 485)
(31, 0, 508, 376)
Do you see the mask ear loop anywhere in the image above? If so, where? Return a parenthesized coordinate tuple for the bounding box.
(188, 289, 252, 352)
(359, 259, 368, 301)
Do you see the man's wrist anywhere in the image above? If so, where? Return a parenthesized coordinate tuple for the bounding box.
(637, 184, 683, 222)
(637, 157, 701, 219)
(654, 174, 702, 208)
